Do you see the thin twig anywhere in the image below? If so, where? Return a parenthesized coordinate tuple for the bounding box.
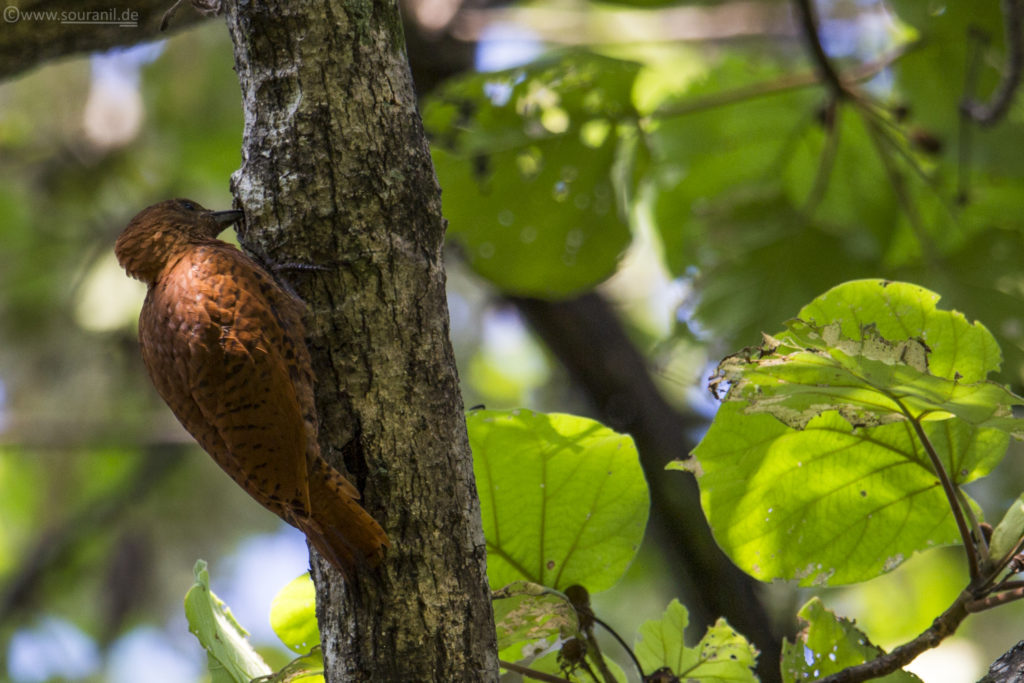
(650, 44, 914, 120)
(990, 579, 1024, 593)
(499, 660, 573, 683)
(582, 625, 618, 683)
(816, 592, 971, 683)
(594, 615, 646, 680)
(958, 28, 988, 202)
(967, 585, 1024, 612)
(954, 486, 989, 568)
(961, 0, 1024, 125)
(983, 536, 1024, 589)
(792, 0, 847, 99)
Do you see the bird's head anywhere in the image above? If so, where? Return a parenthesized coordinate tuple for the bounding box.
(115, 198, 243, 284)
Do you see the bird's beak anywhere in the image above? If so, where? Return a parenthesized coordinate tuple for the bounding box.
(210, 209, 244, 225)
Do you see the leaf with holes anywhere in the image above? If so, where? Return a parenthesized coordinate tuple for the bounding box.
(711, 280, 1024, 433)
(493, 581, 580, 665)
(680, 280, 1016, 585)
(781, 598, 921, 683)
(469, 409, 648, 592)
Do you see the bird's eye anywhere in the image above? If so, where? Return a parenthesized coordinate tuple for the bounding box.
(180, 200, 197, 211)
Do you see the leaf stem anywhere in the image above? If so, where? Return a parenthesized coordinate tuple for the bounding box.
(902, 411, 981, 582)
(593, 615, 646, 680)
(967, 583, 1024, 612)
(793, 0, 847, 100)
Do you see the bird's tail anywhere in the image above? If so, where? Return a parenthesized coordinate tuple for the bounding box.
(299, 457, 390, 579)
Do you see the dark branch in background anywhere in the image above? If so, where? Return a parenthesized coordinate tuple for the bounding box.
(958, 28, 987, 203)
(510, 293, 785, 683)
(959, 0, 1024, 202)
(961, 0, 1024, 125)
(792, 0, 846, 99)
(0, 0, 207, 81)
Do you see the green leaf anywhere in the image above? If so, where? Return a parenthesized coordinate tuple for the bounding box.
(634, 599, 758, 682)
(713, 280, 1019, 432)
(270, 573, 321, 654)
(493, 581, 580, 660)
(687, 402, 1000, 585)
(687, 280, 1017, 585)
(989, 494, 1024, 563)
(424, 52, 642, 297)
(716, 319, 1021, 433)
(184, 560, 272, 683)
(469, 409, 649, 591)
(781, 597, 921, 683)
(796, 280, 1002, 383)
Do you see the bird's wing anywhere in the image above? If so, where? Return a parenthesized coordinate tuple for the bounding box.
(140, 245, 314, 519)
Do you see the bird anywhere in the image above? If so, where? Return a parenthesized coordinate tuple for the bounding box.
(115, 198, 389, 577)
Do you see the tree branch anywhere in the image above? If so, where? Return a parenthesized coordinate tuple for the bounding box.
(961, 0, 1024, 125)
(792, 0, 846, 99)
(0, 0, 207, 81)
(499, 660, 573, 683)
(900, 409, 980, 581)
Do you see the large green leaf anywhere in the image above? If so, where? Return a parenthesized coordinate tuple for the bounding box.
(683, 402, 1000, 585)
(469, 409, 648, 591)
(683, 280, 1016, 585)
(424, 52, 642, 297)
(781, 597, 921, 683)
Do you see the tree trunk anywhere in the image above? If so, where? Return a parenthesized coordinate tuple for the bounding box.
(223, 1, 499, 680)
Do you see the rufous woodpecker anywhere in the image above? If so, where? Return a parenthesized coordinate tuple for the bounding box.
(115, 198, 389, 576)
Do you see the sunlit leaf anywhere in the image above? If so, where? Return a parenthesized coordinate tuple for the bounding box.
(634, 599, 758, 682)
(469, 409, 649, 591)
(685, 280, 1015, 585)
(270, 573, 321, 654)
(682, 402, 997, 585)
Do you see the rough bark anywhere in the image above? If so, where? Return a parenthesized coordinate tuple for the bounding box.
(223, 1, 498, 681)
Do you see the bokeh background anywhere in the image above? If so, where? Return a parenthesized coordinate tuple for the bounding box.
(4, 1, 1024, 681)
